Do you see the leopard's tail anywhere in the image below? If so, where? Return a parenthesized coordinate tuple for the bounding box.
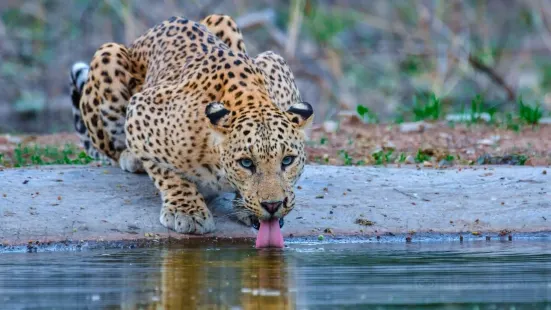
(69, 62, 105, 160)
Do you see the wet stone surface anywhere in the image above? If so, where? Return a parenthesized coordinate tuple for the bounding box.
(0, 165, 549, 249)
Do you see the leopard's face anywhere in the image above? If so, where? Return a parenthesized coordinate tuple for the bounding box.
(206, 100, 313, 221)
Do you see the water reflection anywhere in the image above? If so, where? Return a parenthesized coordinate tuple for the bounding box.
(150, 248, 294, 309)
(0, 241, 550, 309)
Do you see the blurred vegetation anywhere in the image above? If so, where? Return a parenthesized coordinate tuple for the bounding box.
(1, 144, 94, 167)
(0, 0, 550, 134)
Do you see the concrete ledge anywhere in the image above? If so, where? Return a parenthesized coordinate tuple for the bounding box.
(0, 165, 549, 251)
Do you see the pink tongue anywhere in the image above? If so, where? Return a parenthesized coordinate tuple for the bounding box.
(255, 219, 284, 248)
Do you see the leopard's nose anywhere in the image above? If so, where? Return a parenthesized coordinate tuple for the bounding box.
(260, 200, 283, 215)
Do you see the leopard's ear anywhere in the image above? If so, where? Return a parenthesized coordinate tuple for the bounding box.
(285, 102, 313, 128)
(205, 102, 231, 134)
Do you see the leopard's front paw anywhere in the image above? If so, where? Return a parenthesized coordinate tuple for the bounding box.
(160, 207, 215, 234)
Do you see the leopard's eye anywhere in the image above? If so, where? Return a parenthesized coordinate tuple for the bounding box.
(282, 155, 296, 167)
(239, 158, 254, 169)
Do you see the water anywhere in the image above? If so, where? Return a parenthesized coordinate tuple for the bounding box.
(1, 240, 550, 309)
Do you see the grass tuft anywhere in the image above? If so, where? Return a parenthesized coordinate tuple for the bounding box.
(518, 97, 543, 126)
(412, 92, 442, 121)
(356, 104, 378, 123)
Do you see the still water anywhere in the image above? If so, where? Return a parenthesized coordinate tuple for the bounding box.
(1, 240, 550, 309)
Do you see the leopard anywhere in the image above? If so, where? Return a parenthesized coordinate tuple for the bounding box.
(69, 14, 313, 235)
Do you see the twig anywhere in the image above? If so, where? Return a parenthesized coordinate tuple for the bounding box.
(285, 0, 305, 59)
(235, 9, 276, 30)
(468, 54, 516, 101)
(393, 188, 417, 199)
(393, 188, 430, 202)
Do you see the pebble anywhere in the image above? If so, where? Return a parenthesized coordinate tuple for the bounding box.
(405, 155, 416, 164)
(399, 121, 433, 133)
(322, 121, 339, 133)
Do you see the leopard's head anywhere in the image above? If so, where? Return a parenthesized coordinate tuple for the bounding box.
(206, 97, 313, 223)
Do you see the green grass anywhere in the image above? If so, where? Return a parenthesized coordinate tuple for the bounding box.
(398, 152, 407, 163)
(500, 97, 545, 132)
(414, 149, 432, 163)
(444, 154, 455, 162)
(371, 149, 393, 165)
(468, 94, 497, 124)
(505, 112, 522, 132)
(0, 144, 94, 168)
(398, 93, 546, 132)
(411, 92, 442, 121)
(338, 150, 354, 166)
(518, 97, 543, 125)
(356, 104, 378, 123)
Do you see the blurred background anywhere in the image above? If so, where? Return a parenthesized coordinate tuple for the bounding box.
(2, 0, 551, 133)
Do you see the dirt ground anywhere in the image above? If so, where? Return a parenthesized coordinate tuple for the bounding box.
(0, 121, 550, 167)
(308, 120, 551, 166)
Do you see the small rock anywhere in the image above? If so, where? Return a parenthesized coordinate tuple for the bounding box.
(4, 134, 22, 144)
(355, 218, 375, 226)
(438, 159, 453, 168)
(323, 228, 333, 234)
(422, 161, 433, 167)
(445, 112, 491, 122)
(382, 140, 396, 150)
(477, 138, 494, 146)
(405, 155, 416, 164)
(322, 120, 339, 133)
(3, 210, 15, 217)
(399, 121, 433, 133)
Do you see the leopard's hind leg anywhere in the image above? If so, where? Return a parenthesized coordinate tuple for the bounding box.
(200, 14, 247, 53)
(71, 43, 144, 173)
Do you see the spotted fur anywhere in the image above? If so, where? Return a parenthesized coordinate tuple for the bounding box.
(69, 14, 313, 234)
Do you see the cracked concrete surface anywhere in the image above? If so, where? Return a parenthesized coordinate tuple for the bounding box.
(0, 165, 549, 248)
